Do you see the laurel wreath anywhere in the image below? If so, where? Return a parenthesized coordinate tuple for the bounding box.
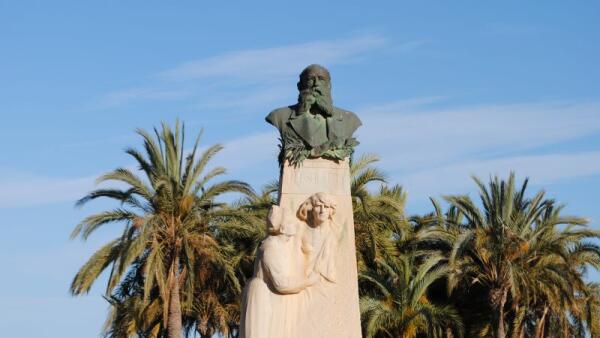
(278, 130, 358, 167)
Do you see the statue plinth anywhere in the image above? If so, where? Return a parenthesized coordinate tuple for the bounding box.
(278, 158, 361, 338)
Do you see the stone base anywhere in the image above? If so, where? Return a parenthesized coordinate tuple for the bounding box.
(278, 158, 361, 338)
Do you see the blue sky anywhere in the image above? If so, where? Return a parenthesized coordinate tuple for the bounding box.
(1, 1, 600, 337)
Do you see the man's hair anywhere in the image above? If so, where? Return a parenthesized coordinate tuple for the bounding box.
(297, 192, 336, 222)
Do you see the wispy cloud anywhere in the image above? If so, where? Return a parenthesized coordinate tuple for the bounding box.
(159, 35, 390, 82)
(400, 151, 600, 202)
(0, 132, 279, 208)
(358, 100, 600, 171)
(96, 34, 405, 109)
(352, 99, 600, 207)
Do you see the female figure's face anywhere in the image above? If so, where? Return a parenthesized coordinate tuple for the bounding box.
(312, 200, 331, 225)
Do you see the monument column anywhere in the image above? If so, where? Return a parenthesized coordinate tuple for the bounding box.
(279, 158, 361, 337)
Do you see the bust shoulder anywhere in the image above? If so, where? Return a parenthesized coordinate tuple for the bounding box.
(333, 107, 360, 121)
(265, 106, 295, 130)
(331, 107, 362, 136)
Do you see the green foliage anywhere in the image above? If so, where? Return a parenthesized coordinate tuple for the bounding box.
(351, 155, 463, 338)
(360, 254, 464, 338)
(415, 173, 600, 337)
(280, 133, 310, 166)
(279, 131, 358, 166)
(71, 121, 254, 338)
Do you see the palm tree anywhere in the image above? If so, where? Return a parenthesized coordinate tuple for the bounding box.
(70, 122, 253, 338)
(350, 154, 407, 272)
(350, 154, 463, 337)
(360, 253, 464, 338)
(523, 203, 600, 338)
(435, 173, 600, 338)
(581, 282, 600, 336)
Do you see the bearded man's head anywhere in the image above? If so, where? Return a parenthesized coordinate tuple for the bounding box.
(297, 64, 334, 117)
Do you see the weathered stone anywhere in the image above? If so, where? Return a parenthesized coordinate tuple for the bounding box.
(240, 159, 361, 338)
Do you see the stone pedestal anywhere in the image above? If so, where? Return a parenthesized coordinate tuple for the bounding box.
(278, 158, 361, 338)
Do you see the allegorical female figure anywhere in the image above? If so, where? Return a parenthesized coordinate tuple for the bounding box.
(240, 206, 319, 338)
(240, 193, 339, 338)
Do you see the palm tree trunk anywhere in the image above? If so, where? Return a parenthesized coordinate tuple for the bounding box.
(497, 306, 506, 338)
(534, 305, 548, 338)
(494, 288, 508, 338)
(167, 255, 182, 338)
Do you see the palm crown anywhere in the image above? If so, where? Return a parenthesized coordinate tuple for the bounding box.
(70, 122, 253, 338)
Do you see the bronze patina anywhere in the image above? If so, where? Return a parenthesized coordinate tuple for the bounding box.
(266, 64, 361, 165)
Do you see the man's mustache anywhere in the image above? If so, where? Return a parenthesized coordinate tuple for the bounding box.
(298, 88, 334, 117)
(299, 87, 331, 101)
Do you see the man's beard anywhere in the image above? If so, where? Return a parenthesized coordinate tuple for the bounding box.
(298, 87, 334, 117)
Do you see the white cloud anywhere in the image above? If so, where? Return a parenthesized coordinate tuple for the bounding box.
(357, 101, 600, 171)
(0, 132, 279, 208)
(398, 151, 600, 202)
(97, 35, 407, 109)
(350, 100, 600, 208)
(159, 35, 390, 82)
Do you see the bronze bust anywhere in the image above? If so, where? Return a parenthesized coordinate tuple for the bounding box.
(266, 64, 361, 165)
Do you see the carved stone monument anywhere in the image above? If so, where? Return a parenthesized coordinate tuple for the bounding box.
(240, 65, 362, 338)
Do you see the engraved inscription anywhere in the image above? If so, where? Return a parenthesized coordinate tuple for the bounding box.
(284, 168, 350, 195)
